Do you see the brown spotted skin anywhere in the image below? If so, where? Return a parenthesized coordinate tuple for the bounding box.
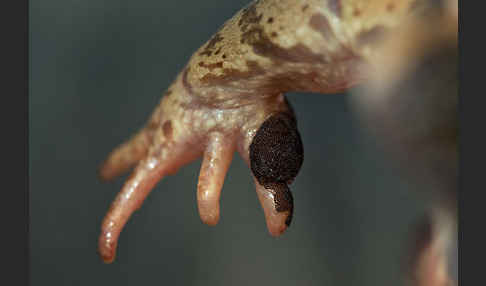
(97, 2, 457, 283)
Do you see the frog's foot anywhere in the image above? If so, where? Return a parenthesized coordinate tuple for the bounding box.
(97, 92, 303, 263)
(408, 212, 456, 286)
(97, 121, 204, 263)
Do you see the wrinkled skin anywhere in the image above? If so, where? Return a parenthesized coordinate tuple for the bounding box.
(98, 0, 457, 285)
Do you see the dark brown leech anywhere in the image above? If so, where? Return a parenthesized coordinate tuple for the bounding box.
(249, 112, 303, 225)
(249, 112, 303, 185)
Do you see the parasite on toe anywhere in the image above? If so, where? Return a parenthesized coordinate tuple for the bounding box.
(249, 112, 304, 186)
(248, 112, 303, 228)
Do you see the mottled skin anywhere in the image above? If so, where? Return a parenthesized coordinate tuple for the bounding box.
(98, 0, 457, 285)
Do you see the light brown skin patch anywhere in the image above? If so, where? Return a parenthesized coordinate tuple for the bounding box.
(97, 3, 457, 283)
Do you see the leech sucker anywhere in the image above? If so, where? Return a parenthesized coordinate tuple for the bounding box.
(249, 112, 304, 186)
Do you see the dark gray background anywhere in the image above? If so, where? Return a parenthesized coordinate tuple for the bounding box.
(30, 1, 429, 285)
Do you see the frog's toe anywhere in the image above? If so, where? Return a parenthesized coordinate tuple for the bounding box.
(196, 133, 236, 226)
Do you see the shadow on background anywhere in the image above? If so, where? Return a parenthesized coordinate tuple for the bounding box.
(30, 1, 427, 285)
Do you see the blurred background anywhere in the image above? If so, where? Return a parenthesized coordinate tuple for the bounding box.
(30, 1, 434, 285)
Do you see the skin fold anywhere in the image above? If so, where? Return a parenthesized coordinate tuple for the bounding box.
(98, 0, 458, 285)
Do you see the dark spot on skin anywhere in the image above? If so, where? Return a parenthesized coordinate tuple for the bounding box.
(356, 25, 388, 47)
(182, 67, 193, 95)
(199, 33, 224, 57)
(386, 2, 396, 12)
(222, 54, 227, 59)
(265, 182, 294, 226)
(249, 112, 304, 186)
(198, 61, 224, 71)
(353, 9, 361, 17)
(200, 60, 265, 85)
(271, 32, 278, 37)
(267, 17, 273, 23)
(309, 13, 335, 41)
(328, 0, 341, 17)
(238, 3, 263, 32)
(206, 33, 223, 50)
(302, 4, 309, 11)
(199, 51, 212, 57)
(214, 47, 221, 55)
(162, 120, 173, 139)
(241, 28, 325, 63)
